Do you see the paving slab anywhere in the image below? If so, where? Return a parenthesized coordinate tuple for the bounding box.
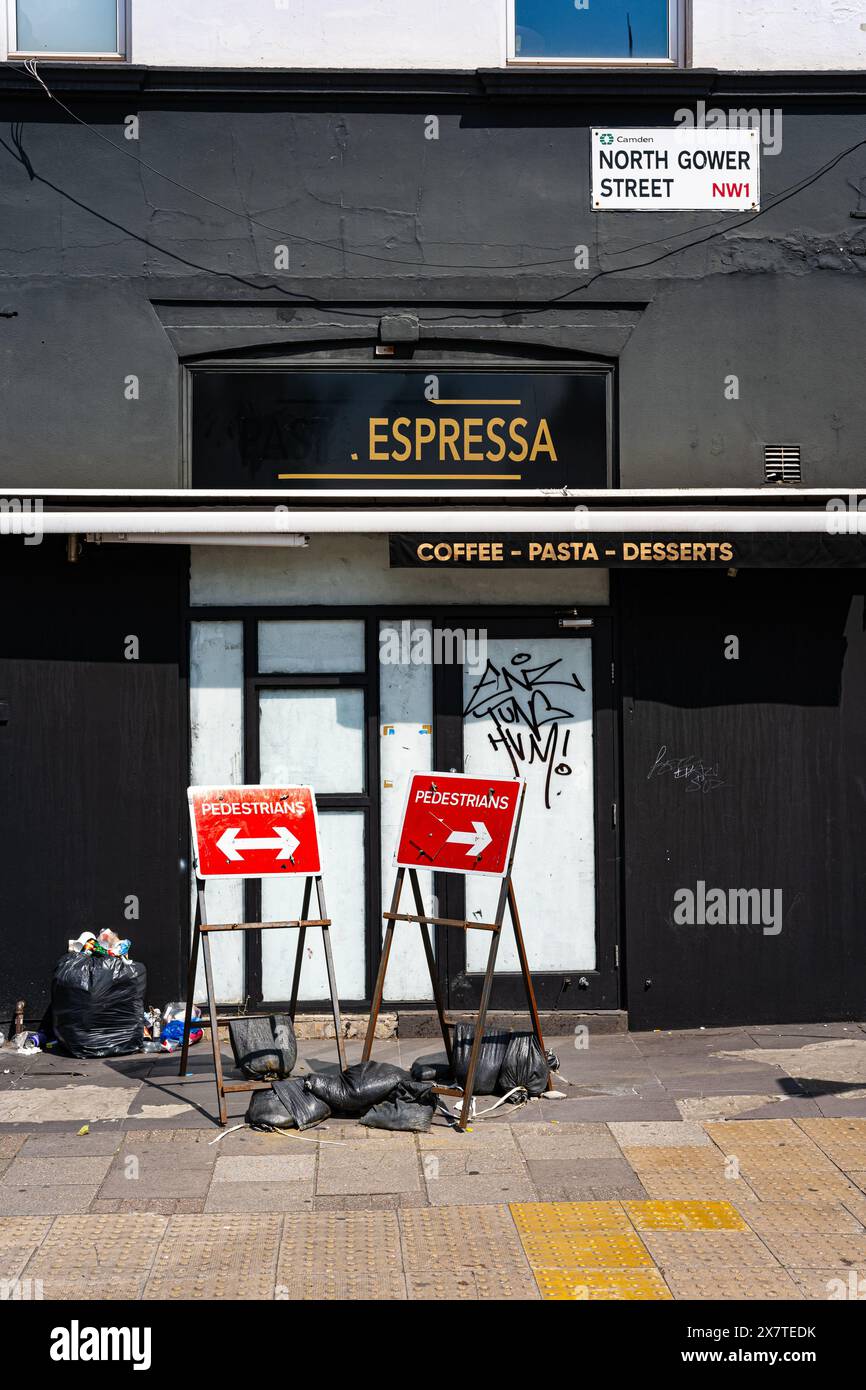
(98, 1156, 213, 1200)
(204, 1181, 313, 1213)
(786, 1267, 866, 1299)
(610, 1121, 711, 1148)
(424, 1172, 537, 1206)
(3, 1155, 113, 1187)
(735, 1199, 865, 1236)
(757, 1231, 866, 1268)
(18, 1133, 123, 1157)
(0, 1184, 102, 1215)
(23, 1213, 167, 1278)
(513, 1122, 621, 1159)
(526, 1158, 647, 1201)
(317, 1147, 420, 1195)
(640, 1230, 781, 1269)
(213, 1153, 315, 1183)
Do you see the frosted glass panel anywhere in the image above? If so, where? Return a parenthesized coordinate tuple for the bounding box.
(261, 811, 366, 1000)
(259, 688, 364, 793)
(189, 621, 244, 1003)
(379, 620, 434, 1001)
(259, 620, 365, 674)
(463, 639, 596, 973)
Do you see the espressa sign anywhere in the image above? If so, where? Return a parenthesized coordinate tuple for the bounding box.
(192, 370, 609, 491)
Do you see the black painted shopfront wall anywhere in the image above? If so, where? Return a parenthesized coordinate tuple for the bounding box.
(620, 569, 866, 1030)
(0, 540, 187, 1024)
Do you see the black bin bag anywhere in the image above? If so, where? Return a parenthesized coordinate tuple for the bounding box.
(497, 1032, 550, 1097)
(305, 1061, 407, 1114)
(51, 952, 147, 1059)
(246, 1078, 330, 1131)
(229, 1015, 297, 1079)
(360, 1076, 436, 1132)
(452, 1024, 511, 1095)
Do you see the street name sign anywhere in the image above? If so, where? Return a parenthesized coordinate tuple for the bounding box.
(188, 785, 322, 879)
(393, 771, 523, 878)
(591, 128, 760, 211)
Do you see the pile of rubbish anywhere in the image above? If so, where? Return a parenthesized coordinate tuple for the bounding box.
(236, 1016, 559, 1134)
(143, 1002, 203, 1053)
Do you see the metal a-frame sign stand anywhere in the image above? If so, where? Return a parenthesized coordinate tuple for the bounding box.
(180, 785, 347, 1126)
(362, 773, 553, 1131)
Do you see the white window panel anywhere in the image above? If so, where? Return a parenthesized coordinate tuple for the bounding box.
(189, 621, 244, 1004)
(379, 620, 434, 1001)
(259, 688, 365, 794)
(463, 638, 597, 973)
(258, 619, 365, 674)
(261, 811, 366, 1001)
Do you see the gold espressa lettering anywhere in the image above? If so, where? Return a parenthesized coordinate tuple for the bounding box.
(364, 415, 558, 466)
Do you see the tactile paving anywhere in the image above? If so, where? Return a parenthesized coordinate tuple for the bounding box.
(277, 1211, 406, 1300)
(149, 1214, 282, 1299)
(758, 1231, 866, 1269)
(662, 1268, 804, 1301)
(24, 1213, 167, 1277)
(640, 1230, 781, 1269)
(520, 1231, 653, 1270)
(510, 1201, 633, 1236)
(623, 1200, 747, 1231)
(400, 1204, 528, 1270)
(735, 1199, 864, 1236)
(534, 1268, 672, 1301)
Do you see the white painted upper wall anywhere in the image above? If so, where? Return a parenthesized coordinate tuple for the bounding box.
(691, 0, 866, 71)
(2, 0, 865, 69)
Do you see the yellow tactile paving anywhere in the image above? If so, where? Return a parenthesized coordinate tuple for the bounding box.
(510, 1201, 633, 1235)
(534, 1268, 672, 1301)
(519, 1230, 654, 1270)
(704, 1120, 812, 1147)
(623, 1200, 748, 1231)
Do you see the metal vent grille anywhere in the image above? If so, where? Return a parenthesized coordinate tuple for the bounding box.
(764, 444, 801, 484)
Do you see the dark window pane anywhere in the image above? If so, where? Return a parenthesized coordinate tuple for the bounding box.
(516, 0, 669, 59)
(16, 0, 118, 53)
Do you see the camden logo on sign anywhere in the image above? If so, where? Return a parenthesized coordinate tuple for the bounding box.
(192, 369, 610, 492)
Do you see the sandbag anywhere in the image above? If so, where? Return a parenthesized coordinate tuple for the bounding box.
(410, 1058, 451, 1084)
(361, 1095, 435, 1133)
(246, 1078, 330, 1131)
(305, 1061, 407, 1114)
(229, 1014, 297, 1079)
(497, 1032, 550, 1097)
(452, 1025, 511, 1095)
(50, 952, 147, 1059)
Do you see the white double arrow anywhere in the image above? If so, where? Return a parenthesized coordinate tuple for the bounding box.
(446, 821, 492, 857)
(216, 825, 300, 862)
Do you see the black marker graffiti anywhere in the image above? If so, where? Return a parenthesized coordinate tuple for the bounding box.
(463, 652, 585, 810)
(647, 745, 727, 795)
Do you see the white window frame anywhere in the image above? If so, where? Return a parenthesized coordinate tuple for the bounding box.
(507, 0, 686, 67)
(8, 0, 126, 60)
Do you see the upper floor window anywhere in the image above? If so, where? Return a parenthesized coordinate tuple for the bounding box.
(510, 0, 681, 65)
(11, 0, 124, 58)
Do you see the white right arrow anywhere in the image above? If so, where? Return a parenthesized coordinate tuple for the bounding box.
(446, 821, 492, 857)
(216, 825, 301, 862)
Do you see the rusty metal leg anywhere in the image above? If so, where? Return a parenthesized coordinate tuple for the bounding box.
(458, 911, 504, 1132)
(288, 877, 312, 1021)
(408, 868, 454, 1073)
(507, 877, 553, 1091)
(315, 875, 347, 1072)
(179, 879, 205, 1077)
(200, 927, 228, 1126)
(363, 868, 404, 1062)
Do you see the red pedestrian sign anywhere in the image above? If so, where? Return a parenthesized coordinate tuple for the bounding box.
(394, 771, 524, 878)
(188, 785, 322, 879)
